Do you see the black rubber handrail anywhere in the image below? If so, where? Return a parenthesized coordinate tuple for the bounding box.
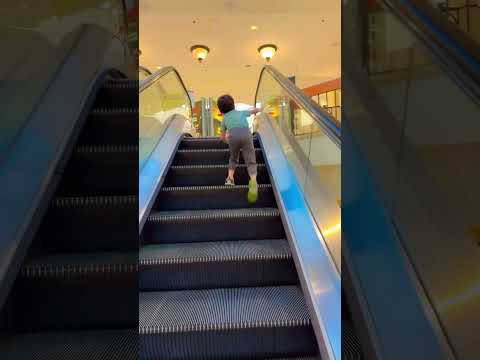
(139, 66, 152, 76)
(254, 65, 341, 147)
(383, 0, 480, 102)
(139, 66, 193, 116)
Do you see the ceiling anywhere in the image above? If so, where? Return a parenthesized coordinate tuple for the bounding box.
(140, 0, 340, 104)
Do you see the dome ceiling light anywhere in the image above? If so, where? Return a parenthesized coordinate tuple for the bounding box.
(258, 44, 277, 62)
(190, 45, 210, 63)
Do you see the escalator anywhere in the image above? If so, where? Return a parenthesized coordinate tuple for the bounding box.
(139, 135, 318, 359)
(0, 78, 138, 359)
(139, 67, 345, 359)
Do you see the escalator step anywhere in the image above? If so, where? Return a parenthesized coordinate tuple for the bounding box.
(178, 136, 260, 150)
(139, 286, 317, 359)
(96, 80, 138, 107)
(143, 208, 284, 244)
(13, 252, 137, 332)
(139, 239, 297, 290)
(0, 329, 137, 360)
(154, 184, 275, 210)
(164, 164, 270, 186)
(36, 196, 137, 252)
(173, 148, 264, 165)
(343, 322, 364, 360)
(77, 108, 138, 146)
(57, 145, 138, 196)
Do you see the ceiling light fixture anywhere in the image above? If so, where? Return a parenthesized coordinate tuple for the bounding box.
(258, 44, 277, 62)
(250, 25, 258, 31)
(190, 45, 210, 63)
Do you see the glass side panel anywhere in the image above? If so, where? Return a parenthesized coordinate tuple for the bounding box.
(319, 92, 328, 107)
(256, 70, 341, 270)
(139, 70, 191, 170)
(336, 89, 342, 107)
(327, 90, 336, 107)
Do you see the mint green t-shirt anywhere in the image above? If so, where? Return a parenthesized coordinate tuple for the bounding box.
(220, 110, 250, 131)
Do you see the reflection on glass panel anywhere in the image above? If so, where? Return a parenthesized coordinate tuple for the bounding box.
(319, 92, 328, 107)
(256, 70, 341, 269)
(362, 1, 480, 356)
(428, 0, 480, 45)
(139, 71, 191, 169)
(327, 90, 336, 107)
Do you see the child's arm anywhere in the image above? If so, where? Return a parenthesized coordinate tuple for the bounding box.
(220, 130, 227, 142)
(249, 107, 261, 115)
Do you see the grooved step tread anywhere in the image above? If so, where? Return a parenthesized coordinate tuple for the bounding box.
(52, 195, 138, 208)
(171, 163, 266, 169)
(182, 136, 258, 141)
(103, 80, 139, 87)
(74, 145, 138, 153)
(91, 108, 138, 115)
(148, 207, 280, 223)
(161, 184, 272, 192)
(176, 148, 261, 153)
(140, 239, 291, 265)
(0, 329, 137, 360)
(139, 286, 310, 334)
(22, 252, 137, 278)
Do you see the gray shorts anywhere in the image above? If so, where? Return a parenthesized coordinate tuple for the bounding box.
(228, 127, 257, 176)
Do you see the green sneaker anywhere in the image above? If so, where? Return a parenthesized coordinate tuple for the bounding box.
(247, 179, 258, 204)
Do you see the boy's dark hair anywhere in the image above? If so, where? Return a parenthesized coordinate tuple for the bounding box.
(217, 94, 235, 114)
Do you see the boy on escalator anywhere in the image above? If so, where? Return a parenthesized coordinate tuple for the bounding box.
(217, 94, 260, 203)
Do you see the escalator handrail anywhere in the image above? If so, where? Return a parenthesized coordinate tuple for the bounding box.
(384, 0, 480, 99)
(254, 65, 341, 147)
(139, 66, 193, 115)
(139, 65, 152, 77)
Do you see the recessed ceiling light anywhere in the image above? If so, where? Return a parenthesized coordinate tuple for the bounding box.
(250, 25, 258, 31)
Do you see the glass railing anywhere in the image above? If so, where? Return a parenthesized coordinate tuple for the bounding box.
(255, 66, 341, 270)
(139, 67, 192, 170)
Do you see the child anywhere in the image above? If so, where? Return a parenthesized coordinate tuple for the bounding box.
(217, 94, 260, 203)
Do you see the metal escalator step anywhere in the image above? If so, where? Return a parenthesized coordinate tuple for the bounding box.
(165, 164, 270, 186)
(57, 145, 138, 196)
(179, 136, 260, 149)
(13, 252, 137, 332)
(78, 108, 138, 146)
(143, 208, 284, 244)
(139, 239, 297, 290)
(96, 79, 138, 107)
(343, 322, 363, 360)
(173, 148, 264, 165)
(36, 195, 137, 252)
(139, 286, 317, 359)
(154, 184, 275, 210)
(0, 329, 137, 360)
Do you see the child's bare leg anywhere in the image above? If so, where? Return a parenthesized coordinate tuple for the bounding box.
(250, 174, 257, 183)
(228, 168, 235, 181)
